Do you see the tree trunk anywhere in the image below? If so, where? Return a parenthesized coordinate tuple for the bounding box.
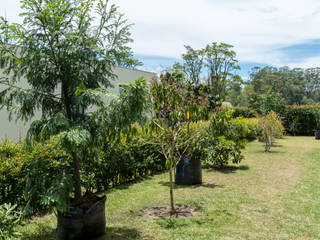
(169, 165, 175, 213)
(72, 152, 82, 201)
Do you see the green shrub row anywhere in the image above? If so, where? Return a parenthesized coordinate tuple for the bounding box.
(0, 114, 259, 213)
(0, 135, 166, 214)
(231, 105, 320, 136)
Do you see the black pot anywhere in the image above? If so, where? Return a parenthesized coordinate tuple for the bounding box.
(56, 195, 106, 240)
(315, 130, 320, 140)
(175, 157, 202, 185)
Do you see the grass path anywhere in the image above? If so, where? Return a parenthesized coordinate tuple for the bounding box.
(17, 137, 320, 240)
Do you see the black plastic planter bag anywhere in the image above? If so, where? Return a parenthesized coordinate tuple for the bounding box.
(175, 157, 202, 185)
(56, 195, 106, 240)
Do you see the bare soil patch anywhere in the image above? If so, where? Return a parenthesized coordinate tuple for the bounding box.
(140, 204, 196, 219)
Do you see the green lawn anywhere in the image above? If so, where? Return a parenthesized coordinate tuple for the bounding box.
(16, 136, 320, 240)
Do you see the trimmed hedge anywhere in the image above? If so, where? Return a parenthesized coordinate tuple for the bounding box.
(0, 139, 72, 214)
(281, 105, 317, 136)
(232, 105, 320, 136)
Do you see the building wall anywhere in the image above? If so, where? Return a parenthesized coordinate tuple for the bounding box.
(0, 66, 156, 140)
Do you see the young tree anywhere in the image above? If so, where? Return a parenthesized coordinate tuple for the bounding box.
(150, 71, 202, 213)
(258, 111, 284, 152)
(0, 0, 147, 212)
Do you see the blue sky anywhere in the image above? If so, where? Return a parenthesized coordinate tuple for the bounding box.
(2, 0, 320, 78)
(135, 54, 268, 80)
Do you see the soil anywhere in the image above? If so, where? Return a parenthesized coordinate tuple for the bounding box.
(140, 204, 196, 219)
(71, 191, 102, 213)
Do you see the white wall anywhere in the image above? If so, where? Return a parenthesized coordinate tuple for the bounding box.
(0, 66, 156, 140)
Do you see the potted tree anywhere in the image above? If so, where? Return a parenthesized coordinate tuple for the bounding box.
(150, 71, 202, 214)
(0, 0, 148, 239)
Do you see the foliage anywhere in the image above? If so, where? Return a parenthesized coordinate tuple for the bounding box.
(81, 126, 166, 192)
(258, 111, 284, 152)
(0, 114, 259, 215)
(232, 107, 257, 118)
(311, 104, 320, 130)
(0, 0, 148, 212)
(202, 110, 249, 167)
(14, 137, 320, 240)
(181, 45, 204, 85)
(150, 70, 204, 212)
(0, 138, 73, 215)
(23, 138, 73, 215)
(259, 89, 285, 115)
(204, 42, 241, 102)
(0, 141, 26, 206)
(231, 117, 259, 141)
(247, 89, 285, 115)
(281, 105, 318, 136)
(0, 203, 21, 240)
(249, 66, 320, 105)
(177, 42, 241, 107)
(0, 131, 165, 215)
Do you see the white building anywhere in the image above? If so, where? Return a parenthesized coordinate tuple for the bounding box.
(0, 66, 156, 140)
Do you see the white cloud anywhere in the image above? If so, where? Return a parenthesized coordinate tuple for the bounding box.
(287, 56, 320, 68)
(2, 0, 320, 67)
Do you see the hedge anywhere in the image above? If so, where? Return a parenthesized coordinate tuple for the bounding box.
(0, 116, 259, 213)
(232, 107, 257, 118)
(281, 105, 318, 136)
(232, 105, 320, 136)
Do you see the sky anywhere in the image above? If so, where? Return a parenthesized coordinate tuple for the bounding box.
(2, 0, 320, 79)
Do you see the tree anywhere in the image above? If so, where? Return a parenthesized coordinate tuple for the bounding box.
(248, 66, 319, 105)
(204, 42, 240, 101)
(181, 45, 204, 85)
(150, 71, 202, 213)
(0, 0, 148, 212)
(258, 111, 284, 152)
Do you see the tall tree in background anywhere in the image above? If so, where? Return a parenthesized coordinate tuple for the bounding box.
(304, 67, 320, 103)
(249, 66, 320, 105)
(0, 0, 147, 211)
(181, 45, 204, 85)
(204, 42, 240, 101)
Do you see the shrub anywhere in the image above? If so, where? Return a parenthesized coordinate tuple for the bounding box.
(258, 111, 284, 152)
(0, 139, 72, 215)
(83, 130, 166, 192)
(0, 203, 21, 240)
(231, 117, 259, 141)
(0, 141, 26, 206)
(201, 110, 249, 167)
(281, 105, 317, 136)
(232, 107, 257, 118)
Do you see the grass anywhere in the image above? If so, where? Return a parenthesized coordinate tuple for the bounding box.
(16, 136, 320, 240)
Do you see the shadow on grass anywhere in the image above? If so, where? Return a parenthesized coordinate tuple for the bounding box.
(20, 223, 56, 240)
(253, 150, 286, 154)
(98, 227, 148, 240)
(21, 225, 146, 240)
(158, 181, 224, 189)
(271, 144, 283, 147)
(208, 165, 250, 174)
(98, 175, 155, 194)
